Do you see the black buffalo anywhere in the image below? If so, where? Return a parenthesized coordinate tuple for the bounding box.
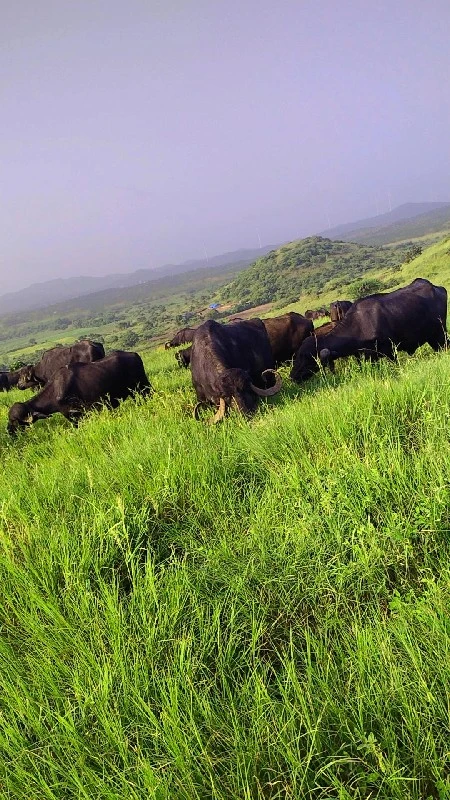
(305, 307, 329, 321)
(17, 339, 105, 390)
(0, 368, 31, 392)
(330, 300, 353, 322)
(291, 278, 448, 382)
(175, 347, 192, 368)
(190, 319, 282, 421)
(262, 312, 313, 365)
(8, 350, 151, 435)
(174, 313, 313, 370)
(165, 327, 197, 349)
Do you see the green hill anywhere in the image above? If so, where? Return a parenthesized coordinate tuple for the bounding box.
(218, 236, 408, 310)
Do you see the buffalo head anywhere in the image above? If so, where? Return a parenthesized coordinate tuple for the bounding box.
(7, 402, 48, 435)
(16, 365, 39, 390)
(194, 368, 282, 423)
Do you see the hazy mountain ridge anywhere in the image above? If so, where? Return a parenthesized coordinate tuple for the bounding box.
(328, 204, 450, 246)
(0, 246, 276, 316)
(319, 202, 450, 240)
(2, 201, 450, 320)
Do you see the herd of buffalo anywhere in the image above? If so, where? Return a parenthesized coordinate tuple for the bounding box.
(0, 278, 448, 433)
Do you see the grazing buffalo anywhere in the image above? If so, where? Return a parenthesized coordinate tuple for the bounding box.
(174, 313, 313, 369)
(262, 312, 313, 365)
(0, 368, 31, 392)
(17, 340, 105, 390)
(165, 327, 197, 349)
(175, 347, 192, 368)
(291, 278, 448, 382)
(190, 319, 282, 421)
(8, 351, 151, 435)
(305, 307, 329, 321)
(330, 300, 353, 322)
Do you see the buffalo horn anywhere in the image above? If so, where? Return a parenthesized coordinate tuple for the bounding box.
(210, 397, 226, 424)
(249, 369, 282, 397)
(193, 402, 208, 420)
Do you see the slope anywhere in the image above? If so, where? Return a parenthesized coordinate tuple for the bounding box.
(0, 245, 276, 316)
(219, 236, 408, 310)
(0, 331, 449, 799)
(319, 201, 450, 240)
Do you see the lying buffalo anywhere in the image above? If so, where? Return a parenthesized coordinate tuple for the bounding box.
(190, 319, 282, 422)
(330, 300, 353, 322)
(291, 278, 448, 382)
(262, 312, 313, 365)
(165, 327, 196, 349)
(8, 351, 151, 435)
(17, 340, 105, 390)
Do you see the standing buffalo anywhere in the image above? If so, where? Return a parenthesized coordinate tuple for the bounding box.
(261, 312, 313, 365)
(17, 340, 105, 390)
(165, 328, 197, 349)
(190, 319, 282, 422)
(330, 300, 353, 322)
(291, 278, 448, 382)
(8, 351, 151, 435)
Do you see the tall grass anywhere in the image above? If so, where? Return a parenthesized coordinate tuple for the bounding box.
(0, 346, 449, 798)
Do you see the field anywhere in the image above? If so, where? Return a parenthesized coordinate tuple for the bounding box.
(1, 232, 450, 797)
(1, 336, 450, 798)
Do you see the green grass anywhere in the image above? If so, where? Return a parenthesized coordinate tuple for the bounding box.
(1, 342, 450, 798)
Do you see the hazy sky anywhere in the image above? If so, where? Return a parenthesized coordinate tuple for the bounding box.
(1, 0, 449, 294)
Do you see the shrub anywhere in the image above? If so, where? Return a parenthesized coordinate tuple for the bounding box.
(348, 278, 386, 300)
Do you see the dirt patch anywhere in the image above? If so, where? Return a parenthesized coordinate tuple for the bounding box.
(227, 302, 274, 320)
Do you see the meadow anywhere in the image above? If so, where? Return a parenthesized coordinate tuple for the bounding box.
(1, 338, 449, 798)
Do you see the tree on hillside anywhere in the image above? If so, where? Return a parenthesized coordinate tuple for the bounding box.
(404, 245, 423, 263)
(121, 330, 140, 348)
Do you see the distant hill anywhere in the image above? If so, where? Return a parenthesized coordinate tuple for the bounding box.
(320, 202, 450, 241)
(219, 236, 409, 311)
(0, 245, 276, 316)
(329, 204, 450, 247)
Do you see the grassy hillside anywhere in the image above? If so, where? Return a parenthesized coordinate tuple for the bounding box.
(0, 259, 248, 366)
(218, 236, 408, 311)
(1, 341, 450, 798)
(1, 232, 448, 367)
(0, 236, 408, 365)
(252, 234, 450, 325)
(0, 245, 277, 316)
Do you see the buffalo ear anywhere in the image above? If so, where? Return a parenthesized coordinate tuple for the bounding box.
(319, 348, 337, 373)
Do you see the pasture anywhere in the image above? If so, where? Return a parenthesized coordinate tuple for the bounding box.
(0, 343, 449, 798)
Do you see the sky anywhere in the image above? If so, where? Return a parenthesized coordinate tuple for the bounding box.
(1, 0, 449, 294)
